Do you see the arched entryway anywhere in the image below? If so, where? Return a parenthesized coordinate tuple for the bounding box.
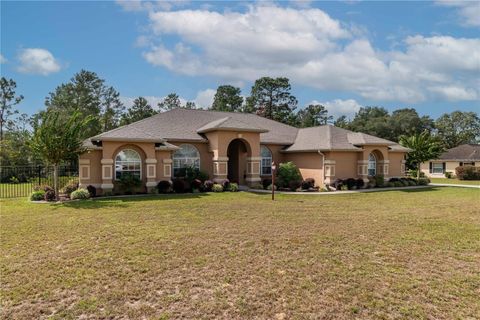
(227, 139, 250, 184)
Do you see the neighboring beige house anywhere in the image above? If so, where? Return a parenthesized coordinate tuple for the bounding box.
(79, 109, 410, 194)
(420, 144, 480, 178)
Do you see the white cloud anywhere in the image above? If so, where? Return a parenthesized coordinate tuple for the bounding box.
(0, 54, 6, 63)
(428, 85, 478, 101)
(309, 99, 363, 118)
(133, 3, 479, 104)
(194, 89, 216, 108)
(116, 0, 189, 12)
(17, 48, 61, 75)
(436, 0, 480, 27)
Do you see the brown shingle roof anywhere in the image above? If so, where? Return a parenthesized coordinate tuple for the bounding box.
(87, 109, 409, 152)
(438, 144, 480, 161)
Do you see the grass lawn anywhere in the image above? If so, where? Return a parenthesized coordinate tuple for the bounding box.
(1, 188, 479, 319)
(430, 177, 480, 186)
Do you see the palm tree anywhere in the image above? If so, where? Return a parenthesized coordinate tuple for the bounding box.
(29, 111, 93, 201)
(400, 131, 444, 179)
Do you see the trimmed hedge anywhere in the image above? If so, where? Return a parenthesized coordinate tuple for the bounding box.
(71, 188, 91, 200)
(30, 190, 45, 201)
(212, 184, 223, 192)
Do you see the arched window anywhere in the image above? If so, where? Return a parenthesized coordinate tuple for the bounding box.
(261, 146, 272, 175)
(115, 149, 141, 180)
(173, 144, 200, 177)
(368, 153, 376, 176)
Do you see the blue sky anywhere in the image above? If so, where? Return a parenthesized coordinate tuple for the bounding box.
(1, 0, 479, 120)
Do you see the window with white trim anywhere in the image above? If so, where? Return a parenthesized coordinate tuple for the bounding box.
(115, 149, 141, 180)
(368, 153, 376, 176)
(432, 162, 444, 174)
(261, 146, 272, 175)
(172, 144, 200, 177)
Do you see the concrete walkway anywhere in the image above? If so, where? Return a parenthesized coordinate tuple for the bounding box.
(429, 183, 480, 189)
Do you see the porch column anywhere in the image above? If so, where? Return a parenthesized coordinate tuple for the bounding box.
(324, 160, 336, 185)
(213, 156, 229, 183)
(101, 158, 114, 193)
(145, 158, 157, 191)
(246, 156, 261, 186)
(357, 160, 369, 182)
(79, 159, 91, 188)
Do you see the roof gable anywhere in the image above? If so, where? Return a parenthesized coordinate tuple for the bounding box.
(439, 144, 480, 161)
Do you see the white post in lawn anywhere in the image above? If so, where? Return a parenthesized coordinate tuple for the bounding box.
(271, 161, 276, 201)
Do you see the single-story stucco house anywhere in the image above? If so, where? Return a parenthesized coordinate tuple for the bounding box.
(79, 109, 410, 194)
(420, 144, 480, 177)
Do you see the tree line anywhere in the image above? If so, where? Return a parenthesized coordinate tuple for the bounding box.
(1, 69, 479, 168)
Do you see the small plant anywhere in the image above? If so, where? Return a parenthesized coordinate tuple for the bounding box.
(445, 172, 453, 179)
(172, 179, 186, 193)
(212, 183, 224, 192)
(157, 180, 172, 193)
(9, 176, 19, 184)
(393, 181, 403, 188)
(203, 180, 214, 192)
(192, 179, 203, 191)
(118, 174, 142, 194)
(408, 180, 416, 186)
(301, 178, 315, 190)
(331, 179, 344, 190)
(386, 182, 394, 188)
(250, 183, 263, 190)
(340, 185, 349, 191)
(44, 190, 56, 202)
(30, 190, 45, 201)
(71, 188, 91, 200)
(86, 185, 97, 197)
(228, 183, 239, 192)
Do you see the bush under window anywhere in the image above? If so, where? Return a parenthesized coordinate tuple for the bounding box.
(276, 162, 302, 188)
(212, 184, 224, 192)
(30, 190, 45, 201)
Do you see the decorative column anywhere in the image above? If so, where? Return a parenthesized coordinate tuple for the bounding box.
(357, 160, 369, 182)
(79, 159, 90, 188)
(213, 157, 229, 183)
(101, 158, 114, 193)
(245, 156, 261, 186)
(401, 160, 406, 176)
(378, 160, 389, 179)
(324, 160, 336, 184)
(162, 158, 172, 180)
(145, 158, 157, 191)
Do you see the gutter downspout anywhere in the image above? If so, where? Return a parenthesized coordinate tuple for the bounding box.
(317, 150, 326, 186)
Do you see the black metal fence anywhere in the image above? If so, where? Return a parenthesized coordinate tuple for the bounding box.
(0, 165, 78, 198)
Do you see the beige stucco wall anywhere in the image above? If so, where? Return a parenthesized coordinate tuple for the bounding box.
(79, 149, 102, 187)
(283, 152, 324, 187)
(325, 151, 359, 179)
(388, 152, 406, 177)
(204, 131, 261, 158)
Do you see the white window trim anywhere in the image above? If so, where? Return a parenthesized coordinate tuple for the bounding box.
(115, 149, 142, 180)
(432, 162, 444, 174)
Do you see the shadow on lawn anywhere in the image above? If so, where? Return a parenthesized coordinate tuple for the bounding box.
(55, 193, 212, 210)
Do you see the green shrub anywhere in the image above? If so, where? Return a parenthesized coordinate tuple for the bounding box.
(212, 184, 223, 192)
(393, 181, 403, 187)
(276, 162, 301, 188)
(455, 166, 480, 180)
(118, 174, 142, 194)
(228, 183, 239, 192)
(157, 180, 172, 193)
(203, 180, 214, 192)
(408, 180, 416, 186)
(445, 172, 453, 179)
(417, 178, 430, 185)
(374, 174, 384, 187)
(30, 190, 45, 201)
(71, 188, 91, 200)
(301, 178, 315, 190)
(385, 182, 394, 188)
